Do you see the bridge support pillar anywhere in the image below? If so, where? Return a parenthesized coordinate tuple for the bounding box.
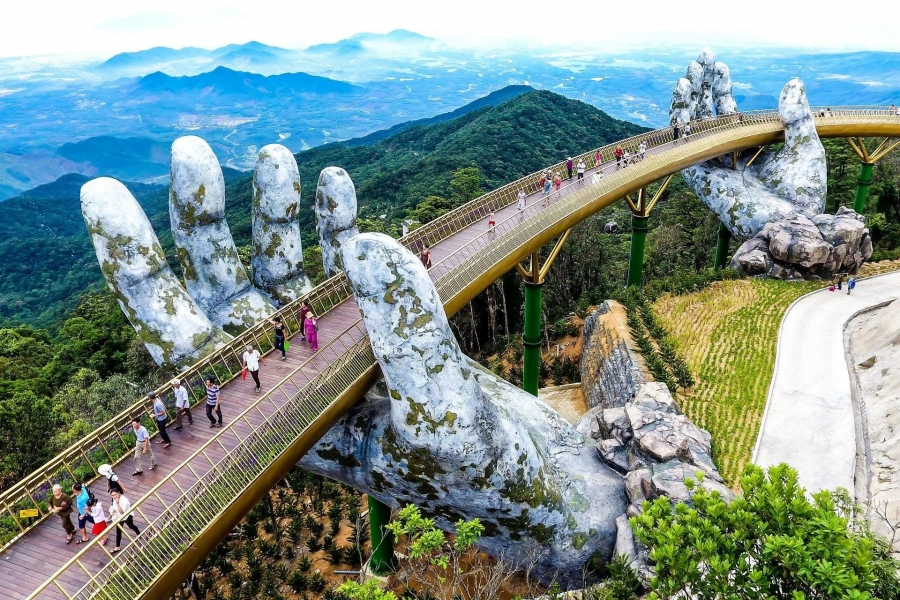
(367, 496, 396, 575)
(522, 281, 543, 397)
(714, 222, 732, 271)
(627, 215, 649, 287)
(515, 231, 571, 396)
(623, 175, 674, 288)
(845, 137, 900, 214)
(854, 162, 874, 214)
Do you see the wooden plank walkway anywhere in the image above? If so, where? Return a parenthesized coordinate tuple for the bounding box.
(0, 144, 672, 599)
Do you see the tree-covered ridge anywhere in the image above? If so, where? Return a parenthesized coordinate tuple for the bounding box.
(0, 90, 648, 329)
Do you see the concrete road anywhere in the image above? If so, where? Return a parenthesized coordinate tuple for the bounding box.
(752, 271, 900, 497)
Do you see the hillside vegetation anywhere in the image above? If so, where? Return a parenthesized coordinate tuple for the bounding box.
(0, 90, 647, 329)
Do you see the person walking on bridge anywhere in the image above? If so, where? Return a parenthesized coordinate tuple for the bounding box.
(108, 489, 139, 554)
(205, 376, 223, 428)
(420, 243, 432, 269)
(305, 312, 319, 352)
(50, 484, 75, 544)
(99, 464, 125, 495)
(542, 176, 551, 199)
(270, 316, 287, 360)
(131, 417, 156, 474)
(683, 122, 691, 140)
(595, 150, 602, 168)
(171, 378, 192, 429)
(576, 159, 586, 181)
(615, 146, 624, 168)
(566, 157, 574, 179)
(299, 300, 311, 341)
(73, 482, 92, 544)
(517, 189, 526, 219)
(673, 123, 681, 144)
(637, 141, 647, 161)
(242, 344, 262, 393)
(148, 392, 171, 448)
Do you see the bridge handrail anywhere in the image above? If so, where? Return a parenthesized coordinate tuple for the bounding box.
(8, 106, 900, 594)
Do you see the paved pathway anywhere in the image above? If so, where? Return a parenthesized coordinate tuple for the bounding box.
(752, 271, 900, 497)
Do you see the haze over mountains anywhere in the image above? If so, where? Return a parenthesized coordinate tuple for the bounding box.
(0, 29, 898, 198)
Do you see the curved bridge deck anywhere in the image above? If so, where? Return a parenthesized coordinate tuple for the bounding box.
(3, 108, 900, 599)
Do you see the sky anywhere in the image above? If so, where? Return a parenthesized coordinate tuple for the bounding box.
(3, 0, 900, 59)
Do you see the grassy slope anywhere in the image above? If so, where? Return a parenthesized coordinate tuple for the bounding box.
(654, 259, 900, 488)
(654, 278, 820, 487)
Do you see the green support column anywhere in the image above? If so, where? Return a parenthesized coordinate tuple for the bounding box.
(854, 162, 874, 214)
(367, 496, 396, 575)
(627, 215, 650, 287)
(522, 281, 543, 397)
(714, 222, 733, 271)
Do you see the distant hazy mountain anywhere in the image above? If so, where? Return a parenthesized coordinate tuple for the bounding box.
(97, 46, 209, 71)
(306, 29, 434, 55)
(137, 66, 358, 96)
(56, 136, 171, 181)
(346, 85, 534, 146)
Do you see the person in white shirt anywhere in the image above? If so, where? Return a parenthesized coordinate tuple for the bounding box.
(131, 417, 156, 475)
(242, 345, 262, 393)
(171, 378, 192, 429)
(108, 490, 140, 553)
(576, 160, 586, 180)
(638, 141, 647, 160)
(86, 496, 110, 546)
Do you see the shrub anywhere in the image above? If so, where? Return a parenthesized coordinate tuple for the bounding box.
(632, 463, 899, 599)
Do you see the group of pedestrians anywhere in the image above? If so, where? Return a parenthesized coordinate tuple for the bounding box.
(829, 275, 857, 295)
(48, 301, 325, 552)
(50, 465, 140, 554)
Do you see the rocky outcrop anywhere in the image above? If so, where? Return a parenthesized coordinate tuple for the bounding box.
(580, 301, 647, 410)
(170, 136, 275, 334)
(251, 144, 312, 305)
(81, 177, 231, 364)
(301, 233, 626, 587)
(315, 167, 360, 278)
(731, 207, 873, 279)
(581, 382, 733, 517)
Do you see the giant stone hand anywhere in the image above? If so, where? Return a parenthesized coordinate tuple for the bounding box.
(671, 51, 827, 239)
(82, 136, 342, 365)
(299, 232, 627, 587)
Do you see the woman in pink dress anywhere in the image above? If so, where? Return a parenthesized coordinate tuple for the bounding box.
(305, 312, 318, 351)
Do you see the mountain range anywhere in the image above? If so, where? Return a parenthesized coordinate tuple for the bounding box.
(0, 32, 899, 199)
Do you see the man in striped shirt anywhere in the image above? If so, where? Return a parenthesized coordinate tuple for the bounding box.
(205, 376, 223, 428)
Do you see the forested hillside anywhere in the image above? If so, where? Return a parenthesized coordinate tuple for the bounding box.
(0, 89, 648, 329)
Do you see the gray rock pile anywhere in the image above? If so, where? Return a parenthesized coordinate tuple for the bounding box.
(577, 382, 733, 576)
(731, 206, 873, 279)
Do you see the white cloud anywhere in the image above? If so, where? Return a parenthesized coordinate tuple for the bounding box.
(2, 0, 900, 59)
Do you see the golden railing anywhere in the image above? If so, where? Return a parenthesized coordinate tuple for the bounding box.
(14, 106, 900, 599)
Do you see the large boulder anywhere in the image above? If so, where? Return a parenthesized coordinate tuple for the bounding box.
(731, 207, 873, 280)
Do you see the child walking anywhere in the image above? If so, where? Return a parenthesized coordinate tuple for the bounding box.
(87, 497, 109, 545)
